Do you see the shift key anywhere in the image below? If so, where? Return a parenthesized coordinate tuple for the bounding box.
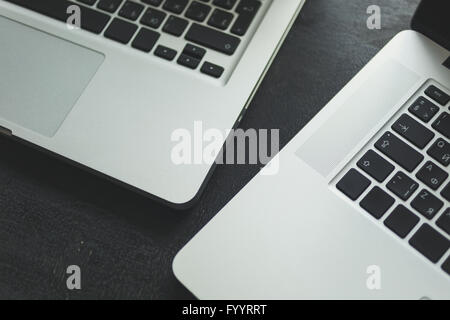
(375, 132, 424, 172)
(185, 23, 241, 55)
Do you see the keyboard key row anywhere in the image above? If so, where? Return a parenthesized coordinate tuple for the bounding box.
(337, 169, 449, 265)
(338, 166, 447, 224)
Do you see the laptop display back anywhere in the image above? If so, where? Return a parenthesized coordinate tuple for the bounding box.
(411, 0, 450, 51)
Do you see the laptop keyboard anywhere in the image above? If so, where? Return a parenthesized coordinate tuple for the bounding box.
(5, 0, 263, 79)
(336, 82, 450, 275)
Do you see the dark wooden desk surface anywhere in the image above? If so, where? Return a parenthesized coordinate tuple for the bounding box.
(0, 0, 420, 299)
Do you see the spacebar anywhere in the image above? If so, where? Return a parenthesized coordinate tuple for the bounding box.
(185, 23, 241, 55)
(4, 0, 110, 34)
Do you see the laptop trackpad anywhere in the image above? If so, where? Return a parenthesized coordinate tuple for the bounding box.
(296, 59, 420, 178)
(0, 16, 104, 137)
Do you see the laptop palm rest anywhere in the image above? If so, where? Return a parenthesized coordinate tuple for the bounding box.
(296, 59, 420, 179)
(0, 16, 104, 137)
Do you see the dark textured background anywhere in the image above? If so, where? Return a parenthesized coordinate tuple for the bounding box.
(0, 0, 420, 299)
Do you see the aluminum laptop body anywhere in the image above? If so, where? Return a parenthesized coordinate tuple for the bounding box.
(173, 0, 450, 298)
(0, 0, 305, 207)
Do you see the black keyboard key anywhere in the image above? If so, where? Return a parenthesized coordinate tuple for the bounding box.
(201, 62, 224, 78)
(104, 18, 138, 44)
(443, 256, 450, 276)
(416, 161, 448, 190)
(357, 150, 394, 182)
(185, 23, 240, 55)
(408, 97, 439, 123)
(154, 45, 177, 61)
(141, 0, 162, 6)
(78, 0, 96, 5)
(441, 183, 450, 201)
(425, 85, 450, 106)
(432, 112, 450, 139)
(392, 114, 434, 149)
(235, 0, 260, 13)
(119, 0, 144, 20)
(437, 208, 450, 235)
(163, 0, 188, 14)
(387, 171, 419, 201)
(163, 15, 189, 36)
(428, 138, 450, 167)
(185, 1, 211, 22)
(336, 169, 370, 201)
(131, 27, 160, 52)
(384, 205, 420, 238)
(208, 8, 234, 30)
(182, 44, 206, 59)
(409, 224, 449, 263)
(5, 0, 110, 34)
(140, 8, 166, 28)
(411, 189, 443, 219)
(231, 0, 261, 36)
(213, 0, 237, 10)
(97, 0, 123, 12)
(375, 132, 424, 172)
(177, 54, 200, 69)
(360, 187, 395, 219)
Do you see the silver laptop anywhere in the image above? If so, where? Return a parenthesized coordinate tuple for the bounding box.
(174, 0, 450, 299)
(0, 0, 305, 207)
